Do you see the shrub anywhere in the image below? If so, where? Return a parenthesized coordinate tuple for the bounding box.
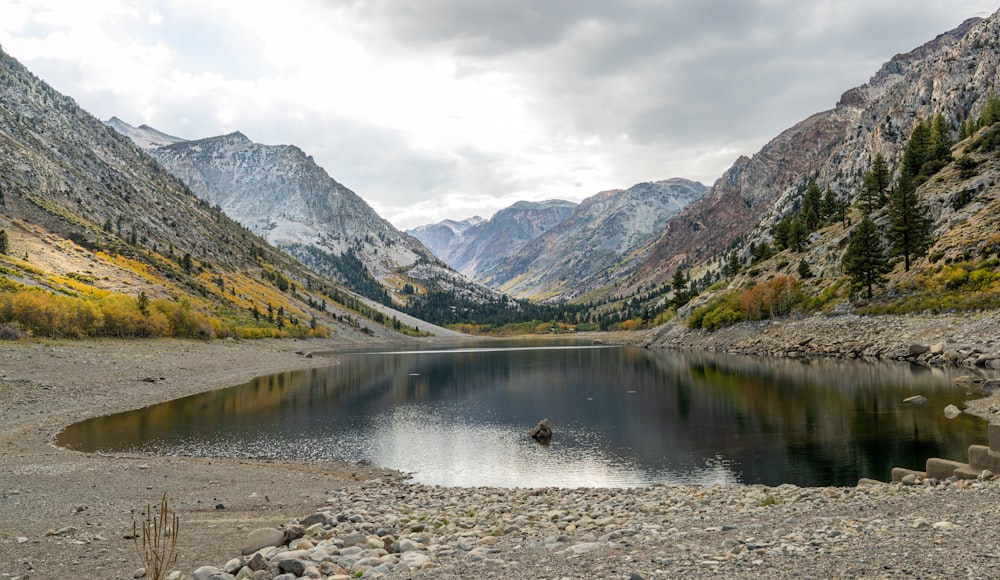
(688, 293, 743, 331)
(0, 322, 26, 340)
(741, 276, 802, 320)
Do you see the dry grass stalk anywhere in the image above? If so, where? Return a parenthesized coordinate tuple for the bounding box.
(133, 493, 180, 580)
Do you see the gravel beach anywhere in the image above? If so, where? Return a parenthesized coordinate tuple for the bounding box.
(3, 333, 1000, 579)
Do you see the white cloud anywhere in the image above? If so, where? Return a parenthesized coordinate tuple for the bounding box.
(1, 0, 997, 229)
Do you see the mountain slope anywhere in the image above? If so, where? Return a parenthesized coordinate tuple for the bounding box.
(105, 116, 187, 150)
(486, 179, 707, 301)
(410, 200, 578, 280)
(0, 47, 418, 340)
(108, 121, 500, 310)
(407, 216, 484, 264)
(622, 16, 990, 296)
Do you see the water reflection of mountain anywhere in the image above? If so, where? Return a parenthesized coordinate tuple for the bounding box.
(58, 344, 997, 487)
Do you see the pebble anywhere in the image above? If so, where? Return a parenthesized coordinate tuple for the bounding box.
(178, 477, 1000, 579)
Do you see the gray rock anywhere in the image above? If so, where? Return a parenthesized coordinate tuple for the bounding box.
(903, 395, 928, 404)
(192, 567, 224, 580)
(278, 558, 306, 576)
(944, 404, 962, 419)
(300, 512, 333, 528)
(565, 541, 603, 554)
(396, 539, 424, 553)
(247, 552, 268, 571)
(909, 344, 929, 356)
(399, 551, 436, 570)
(901, 474, 918, 485)
(223, 557, 243, 573)
(529, 418, 553, 442)
(242, 527, 284, 555)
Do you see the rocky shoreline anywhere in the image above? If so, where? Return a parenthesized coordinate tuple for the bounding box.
(638, 310, 1000, 370)
(3, 325, 1000, 579)
(184, 475, 1000, 580)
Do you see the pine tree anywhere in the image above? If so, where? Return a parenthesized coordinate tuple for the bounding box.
(671, 268, 688, 308)
(843, 214, 892, 299)
(801, 181, 823, 231)
(788, 218, 809, 252)
(979, 91, 1000, 128)
(861, 154, 891, 213)
(752, 242, 773, 263)
(725, 251, 741, 277)
(797, 258, 812, 279)
(902, 119, 932, 180)
(887, 168, 933, 271)
(774, 216, 791, 251)
(0, 229, 8, 255)
(930, 112, 953, 163)
(821, 187, 837, 224)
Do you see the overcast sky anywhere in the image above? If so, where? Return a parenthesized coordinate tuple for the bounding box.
(1, 1, 997, 229)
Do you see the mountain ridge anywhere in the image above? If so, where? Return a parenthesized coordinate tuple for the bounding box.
(621, 15, 993, 297)
(107, 119, 501, 310)
(0, 47, 424, 340)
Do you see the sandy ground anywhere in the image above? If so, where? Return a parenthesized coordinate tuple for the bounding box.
(2, 335, 999, 579)
(0, 337, 404, 579)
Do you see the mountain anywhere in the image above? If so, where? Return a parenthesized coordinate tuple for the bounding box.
(406, 216, 484, 264)
(104, 116, 187, 149)
(108, 120, 500, 309)
(619, 16, 990, 296)
(0, 47, 426, 341)
(485, 179, 707, 301)
(410, 200, 578, 279)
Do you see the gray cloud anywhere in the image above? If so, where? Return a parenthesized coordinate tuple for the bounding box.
(351, 0, 994, 170)
(7, 0, 997, 230)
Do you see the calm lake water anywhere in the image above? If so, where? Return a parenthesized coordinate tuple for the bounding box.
(58, 341, 996, 488)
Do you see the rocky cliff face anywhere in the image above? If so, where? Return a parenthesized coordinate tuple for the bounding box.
(111, 121, 498, 306)
(485, 179, 707, 301)
(624, 16, 992, 295)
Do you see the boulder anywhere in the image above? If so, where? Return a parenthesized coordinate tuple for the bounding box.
(242, 527, 284, 555)
(944, 404, 962, 419)
(529, 418, 553, 442)
(908, 344, 929, 357)
(903, 395, 927, 405)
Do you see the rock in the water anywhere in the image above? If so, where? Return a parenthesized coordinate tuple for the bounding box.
(903, 395, 928, 404)
(944, 404, 962, 419)
(529, 418, 553, 442)
(242, 527, 284, 555)
(909, 344, 929, 356)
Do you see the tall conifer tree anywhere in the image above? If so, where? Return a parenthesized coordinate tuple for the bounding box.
(843, 214, 892, 299)
(888, 167, 933, 271)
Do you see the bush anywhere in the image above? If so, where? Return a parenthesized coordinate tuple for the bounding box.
(688, 293, 743, 331)
(0, 322, 27, 340)
(741, 276, 802, 320)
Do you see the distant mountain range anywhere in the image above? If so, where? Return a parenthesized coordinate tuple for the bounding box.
(411, 179, 707, 301)
(5, 9, 1000, 338)
(107, 119, 500, 309)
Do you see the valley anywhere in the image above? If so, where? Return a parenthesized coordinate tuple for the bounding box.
(3, 6, 1000, 580)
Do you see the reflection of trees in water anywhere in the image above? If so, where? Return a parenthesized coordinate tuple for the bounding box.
(59, 345, 994, 486)
(652, 351, 987, 484)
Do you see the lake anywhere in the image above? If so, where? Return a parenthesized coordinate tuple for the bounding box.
(57, 341, 995, 488)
